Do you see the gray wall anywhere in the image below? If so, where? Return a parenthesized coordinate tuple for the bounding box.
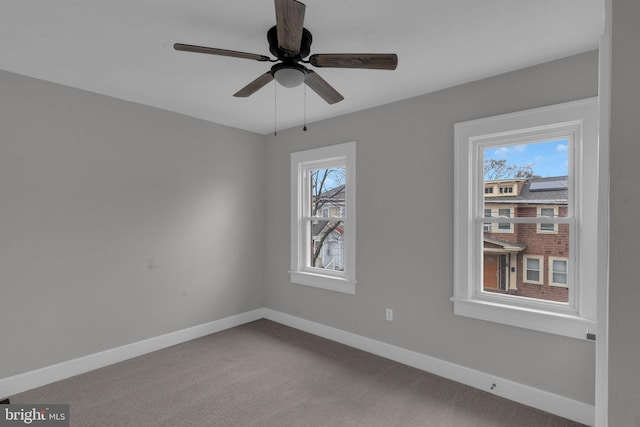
(609, 0, 640, 425)
(264, 51, 599, 404)
(0, 70, 266, 378)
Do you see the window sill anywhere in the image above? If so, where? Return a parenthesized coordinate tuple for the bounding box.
(289, 271, 356, 295)
(450, 297, 595, 341)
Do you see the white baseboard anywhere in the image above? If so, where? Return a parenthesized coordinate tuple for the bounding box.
(1, 307, 594, 426)
(262, 308, 594, 426)
(0, 309, 264, 399)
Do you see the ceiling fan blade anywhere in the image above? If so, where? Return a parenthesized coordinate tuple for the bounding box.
(174, 43, 271, 62)
(305, 70, 344, 104)
(309, 53, 398, 70)
(233, 72, 275, 97)
(274, 0, 306, 54)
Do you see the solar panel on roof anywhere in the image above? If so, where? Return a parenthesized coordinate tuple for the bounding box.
(529, 180, 568, 191)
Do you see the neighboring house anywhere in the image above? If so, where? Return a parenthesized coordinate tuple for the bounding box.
(483, 176, 569, 302)
(312, 184, 345, 271)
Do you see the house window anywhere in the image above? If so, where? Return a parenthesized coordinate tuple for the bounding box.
(290, 142, 356, 294)
(483, 208, 492, 232)
(499, 186, 513, 194)
(484, 187, 493, 194)
(538, 207, 558, 233)
(549, 257, 569, 287)
(453, 98, 599, 339)
(497, 208, 512, 232)
(523, 255, 544, 284)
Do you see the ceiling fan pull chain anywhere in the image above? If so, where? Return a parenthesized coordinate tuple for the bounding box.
(303, 84, 308, 132)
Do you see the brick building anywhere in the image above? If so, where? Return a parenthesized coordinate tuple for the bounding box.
(483, 176, 569, 302)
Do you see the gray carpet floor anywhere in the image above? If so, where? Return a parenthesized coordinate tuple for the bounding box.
(11, 319, 587, 426)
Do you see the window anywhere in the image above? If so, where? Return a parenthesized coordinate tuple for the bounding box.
(549, 257, 569, 287)
(523, 255, 544, 284)
(453, 98, 599, 339)
(290, 142, 356, 294)
(497, 208, 512, 232)
(483, 209, 492, 232)
(499, 186, 513, 194)
(537, 206, 558, 233)
(484, 187, 494, 194)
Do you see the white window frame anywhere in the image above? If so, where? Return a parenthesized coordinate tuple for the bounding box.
(290, 142, 356, 294)
(453, 98, 598, 340)
(549, 256, 569, 287)
(537, 206, 559, 234)
(523, 255, 544, 285)
(496, 207, 514, 233)
(483, 208, 492, 232)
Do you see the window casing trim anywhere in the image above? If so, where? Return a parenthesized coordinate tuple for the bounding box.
(453, 98, 598, 340)
(496, 207, 514, 233)
(290, 142, 356, 294)
(549, 256, 569, 287)
(537, 206, 559, 233)
(523, 255, 545, 285)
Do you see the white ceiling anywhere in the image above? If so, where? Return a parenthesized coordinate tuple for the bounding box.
(1, 1, 603, 135)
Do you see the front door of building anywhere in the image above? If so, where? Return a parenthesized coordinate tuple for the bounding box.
(484, 254, 499, 290)
(484, 254, 508, 291)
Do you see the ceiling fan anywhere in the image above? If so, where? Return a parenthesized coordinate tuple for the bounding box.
(174, 0, 398, 104)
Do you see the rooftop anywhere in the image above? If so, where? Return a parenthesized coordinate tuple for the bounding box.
(486, 176, 568, 204)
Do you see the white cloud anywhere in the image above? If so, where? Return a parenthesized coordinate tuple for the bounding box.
(491, 144, 526, 158)
(556, 143, 568, 152)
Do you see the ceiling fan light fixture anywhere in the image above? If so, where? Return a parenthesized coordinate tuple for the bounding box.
(273, 66, 307, 88)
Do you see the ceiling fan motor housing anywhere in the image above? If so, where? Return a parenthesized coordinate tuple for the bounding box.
(267, 26, 312, 60)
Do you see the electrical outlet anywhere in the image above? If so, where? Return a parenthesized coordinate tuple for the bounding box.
(385, 308, 393, 321)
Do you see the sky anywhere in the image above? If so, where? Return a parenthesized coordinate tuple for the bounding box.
(483, 138, 569, 179)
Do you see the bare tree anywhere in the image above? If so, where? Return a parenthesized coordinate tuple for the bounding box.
(484, 159, 536, 180)
(310, 168, 345, 268)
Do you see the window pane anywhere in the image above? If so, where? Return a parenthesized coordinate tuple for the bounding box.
(541, 208, 554, 217)
(310, 167, 346, 217)
(540, 207, 555, 231)
(552, 259, 568, 285)
(553, 272, 568, 284)
(497, 208, 511, 231)
(482, 139, 569, 219)
(483, 209, 492, 231)
(526, 269, 540, 282)
(310, 220, 344, 271)
(527, 258, 540, 270)
(481, 138, 571, 303)
(482, 227, 571, 302)
(553, 259, 567, 273)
